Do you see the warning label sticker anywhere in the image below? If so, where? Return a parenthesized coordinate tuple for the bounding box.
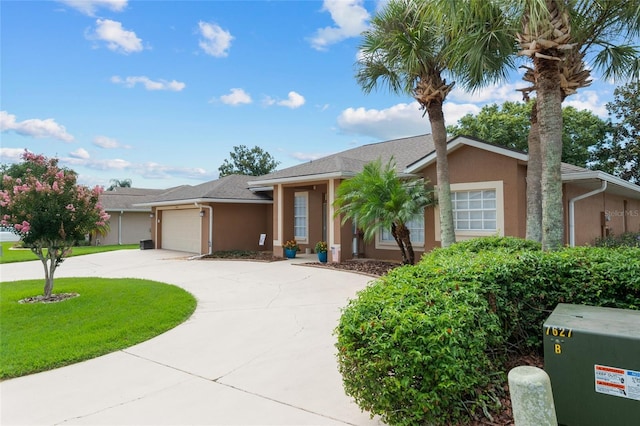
(594, 365, 640, 401)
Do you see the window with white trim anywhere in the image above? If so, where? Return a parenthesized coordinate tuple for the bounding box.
(434, 181, 504, 241)
(452, 189, 497, 231)
(378, 211, 425, 248)
(294, 192, 308, 242)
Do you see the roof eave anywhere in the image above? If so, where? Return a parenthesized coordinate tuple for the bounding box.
(405, 136, 528, 173)
(248, 171, 354, 186)
(134, 197, 273, 207)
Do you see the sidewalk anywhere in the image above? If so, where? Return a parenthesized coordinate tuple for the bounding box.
(0, 250, 382, 425)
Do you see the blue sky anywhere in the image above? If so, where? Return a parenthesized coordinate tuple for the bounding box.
(0, 0, 622, 189)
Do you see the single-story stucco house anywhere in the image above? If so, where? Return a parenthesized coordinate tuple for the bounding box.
(132, 134, 640, 261)
(96, 187, 164, 246)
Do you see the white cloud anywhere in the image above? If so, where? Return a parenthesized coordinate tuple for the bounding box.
(449, 83, 524, 104)
(70, 148, 90, 159)
(277, 91, 306, 109)
(90, 19, 143, 54)
(0, 147, 28, 163)
(442, 103, 482, 127)
(290, 151, 333, 161)
(198, 21, 233, 57)
(93, 135, 130, 149)
(58, 0, 127, 16)
(60, 155, 216, 182)
(564, 90, 608, 117)
(337, 101, 483, 140)
(111, 75, 186, 91)
(136, 162, 214, 180)
(337, 102, 425, 140)
(310, 0, 370, 51)
(0, 111, 74, 142)
(220, 88, 252, 106)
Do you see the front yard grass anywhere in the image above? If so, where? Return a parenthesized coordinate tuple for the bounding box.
(0, 242, 138, 264)
(0, 277, 196, 380)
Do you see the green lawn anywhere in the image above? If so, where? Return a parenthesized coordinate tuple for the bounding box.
(0, 242, 138, 264)
(0, 277, 197, 379)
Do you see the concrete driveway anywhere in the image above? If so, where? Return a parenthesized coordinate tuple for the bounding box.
(0, 250, 382, 425)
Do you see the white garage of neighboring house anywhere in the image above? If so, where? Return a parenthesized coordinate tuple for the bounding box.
(97, 187, 164, 246)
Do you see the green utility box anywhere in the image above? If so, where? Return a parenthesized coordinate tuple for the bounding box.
(544, 304, 640, 426)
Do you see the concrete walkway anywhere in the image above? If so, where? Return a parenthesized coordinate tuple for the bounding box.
(0, 250, 383, 425)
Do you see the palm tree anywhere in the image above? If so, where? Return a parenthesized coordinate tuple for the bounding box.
(333, 159, 434, 265)
(516, 0, 640, 249)
(357, 0, 515, 248)
(107, 178, 132, 191)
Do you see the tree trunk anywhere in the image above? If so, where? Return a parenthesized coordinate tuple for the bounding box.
(35, 245, 59, 298)
(526, 100, 542, 243)
(537, 65, 564, 251)
(397, 223, 415, 265)
(427, 101, 456, 248)
(391, 223, 410, 264)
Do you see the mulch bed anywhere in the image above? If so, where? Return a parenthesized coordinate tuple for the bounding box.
(19, 293, 80, 304)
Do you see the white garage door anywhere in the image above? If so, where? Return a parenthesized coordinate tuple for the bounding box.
(161, 209, 201, 253)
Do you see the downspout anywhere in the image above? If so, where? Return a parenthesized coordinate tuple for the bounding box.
(195, 203, 213, 254)
(568, 180, 607, 247)
(118, 211, 123, 245)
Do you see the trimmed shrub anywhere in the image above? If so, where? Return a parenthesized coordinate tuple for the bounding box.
(594, 231, 640, 248)
(335, 238, 640, 425)
(336, 260, 506, 425)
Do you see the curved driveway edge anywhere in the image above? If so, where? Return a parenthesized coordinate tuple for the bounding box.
(0, 250, 383, 425)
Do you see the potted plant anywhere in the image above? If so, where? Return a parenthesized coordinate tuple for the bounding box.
(315, 241, 328, 263)
(283, 240, 299, 259)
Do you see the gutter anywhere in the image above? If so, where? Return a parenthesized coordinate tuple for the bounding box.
(568, 180, 607, 247)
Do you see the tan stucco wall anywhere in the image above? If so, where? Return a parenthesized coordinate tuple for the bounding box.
(210, 203, 273, 253)
(99, 211, 152, 246)
(420, 146, 527, 251)
(563, 185, 640, 246)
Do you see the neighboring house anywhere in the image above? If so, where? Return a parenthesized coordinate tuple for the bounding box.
(135, 174, 273, 254)
(131, 134, 640, 259)
(97, 187, 164, 246)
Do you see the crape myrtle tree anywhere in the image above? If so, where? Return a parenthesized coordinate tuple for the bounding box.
(356, 0, 515, 248)
(333, 159, 434, 265)
(218, 145, 280, 177)
(0, 152, 109, 298)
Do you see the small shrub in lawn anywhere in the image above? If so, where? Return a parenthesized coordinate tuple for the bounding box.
(335, 237, 640, 425)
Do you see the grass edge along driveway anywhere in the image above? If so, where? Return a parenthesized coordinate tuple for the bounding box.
(0, 242, 139, 264)
(0, 277, 197, 380)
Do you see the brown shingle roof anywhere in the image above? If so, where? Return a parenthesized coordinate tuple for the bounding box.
(138, 174, 272, 205)
(250, 134, 435, 184)
(100, 188, 165, 211)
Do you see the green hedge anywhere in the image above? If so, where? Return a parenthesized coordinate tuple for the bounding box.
(335, 237, 640, 425)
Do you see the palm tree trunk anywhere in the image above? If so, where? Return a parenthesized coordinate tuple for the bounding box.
(427, 101, 456, 248)
(537, 65, 564, 251)
(526, 100, 542, 242)
(391, 223, 410, 264)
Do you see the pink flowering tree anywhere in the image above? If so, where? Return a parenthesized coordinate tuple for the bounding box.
(0, 152, 109, 298)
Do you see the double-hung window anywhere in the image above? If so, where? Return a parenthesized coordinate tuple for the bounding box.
(294, 192, 308, 242)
